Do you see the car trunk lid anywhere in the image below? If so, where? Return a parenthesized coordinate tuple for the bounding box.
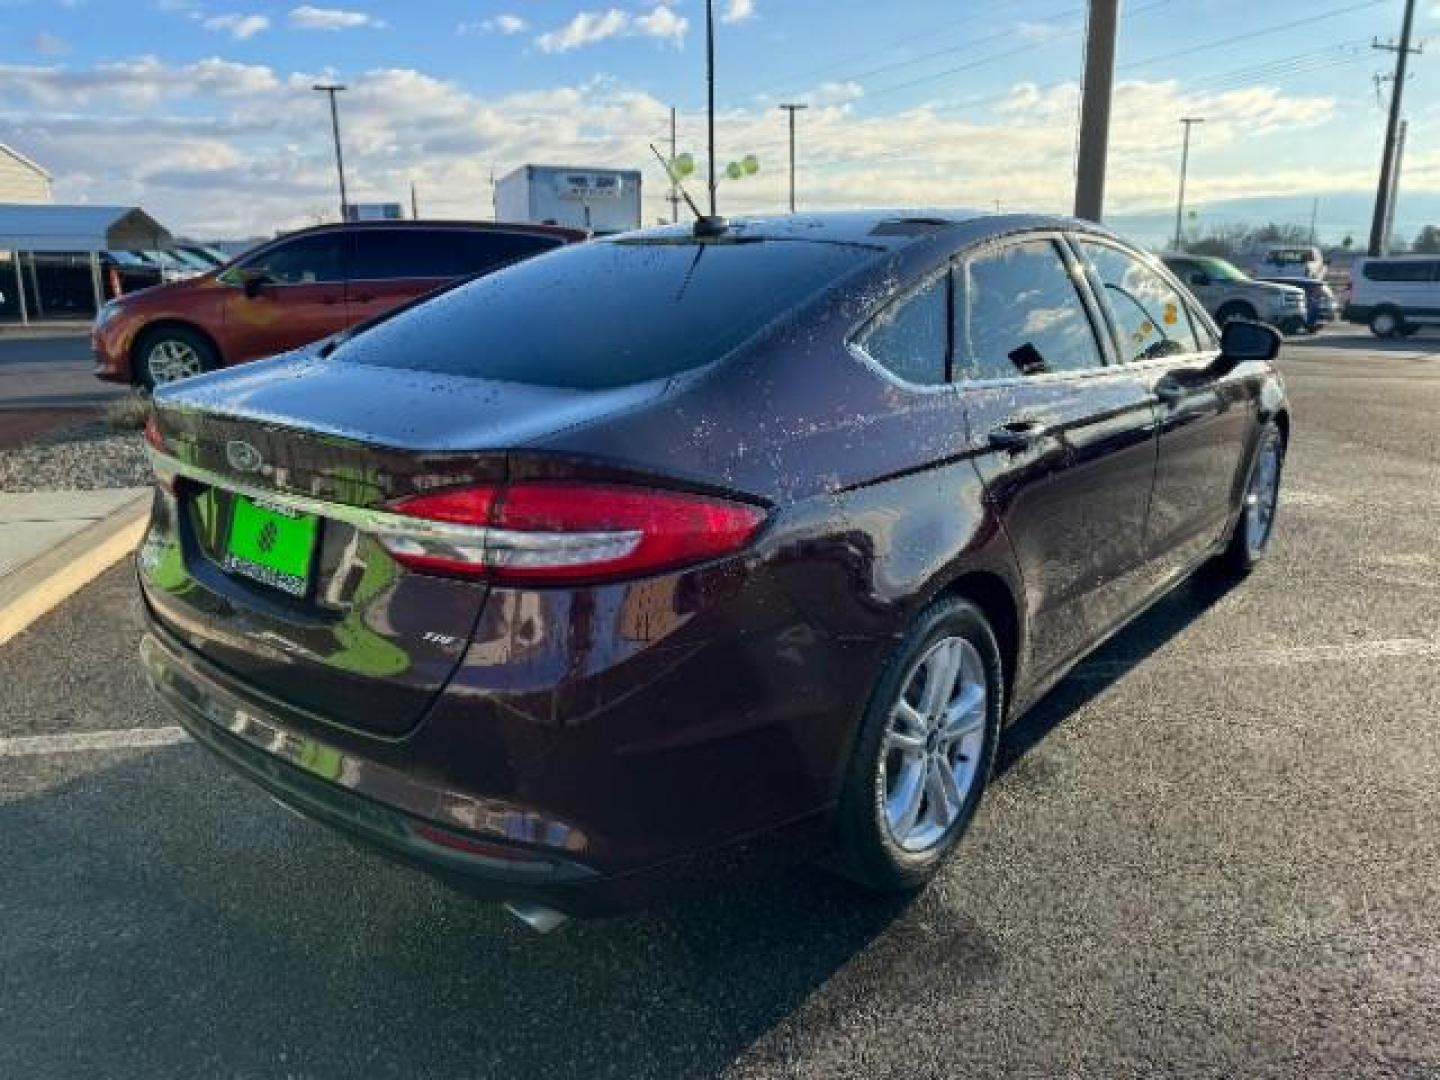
(141, 356, 667, 737)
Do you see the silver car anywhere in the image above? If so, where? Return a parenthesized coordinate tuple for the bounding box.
(1162, 254, 1308, 334)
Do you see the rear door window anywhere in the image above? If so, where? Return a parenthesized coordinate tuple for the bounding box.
(351, 230, 460, 280)
(957, 239, 1105, 380)
(455, 231, 563, 275)
(335, 237, 879, 389)
(1077, 240, 1199, 362)
(858, 274, 949, 386)
(242, 233, 347, 284)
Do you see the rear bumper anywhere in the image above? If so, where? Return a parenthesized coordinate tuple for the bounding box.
(140, 619, 832, 915)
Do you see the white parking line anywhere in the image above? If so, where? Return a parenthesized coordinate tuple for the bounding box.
(1073, 637, 1440, 681)
(0, 726, 189, 758)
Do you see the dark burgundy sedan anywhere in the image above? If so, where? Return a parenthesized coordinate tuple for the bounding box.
(138, 211, 1288, 928)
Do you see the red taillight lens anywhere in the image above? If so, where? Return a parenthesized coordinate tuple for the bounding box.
(383, 482, 765, 584)
(143, 414, 178, 494)
(143, 414, 166, 454)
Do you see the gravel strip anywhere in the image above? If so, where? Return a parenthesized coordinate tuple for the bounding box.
(0, 424, 150, 492)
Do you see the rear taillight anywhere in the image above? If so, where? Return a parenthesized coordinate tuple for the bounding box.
(143, 414, 177, 494)
(381, 482, 765, 584)
(143, 414, 166, 453)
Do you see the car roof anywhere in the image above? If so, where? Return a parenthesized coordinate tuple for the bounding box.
(275, 219, 588, 242)
(612, 208, 1125, 251)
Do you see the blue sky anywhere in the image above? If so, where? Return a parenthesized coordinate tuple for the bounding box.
(0, 0, 1436, 243)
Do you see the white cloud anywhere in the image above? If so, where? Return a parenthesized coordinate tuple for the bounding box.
(493, 13, 529, 34)
(203, 13, 270, 40)
(536, 9, 629, 52)
(0, 57, 1367, 239)
(722, 0, 755, 23)
(287, 5, 385, 30)
(633, 4, 688, 44)
(535, 5, 686, 53)
(459, 12, 530, 36)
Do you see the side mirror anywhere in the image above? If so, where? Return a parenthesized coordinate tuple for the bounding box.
(1219, 318, 1280, 366)
(1189, 272, 1211, 287)
(242, 272, 272, 299)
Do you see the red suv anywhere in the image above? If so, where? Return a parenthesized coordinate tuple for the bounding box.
(93, 220, 585, 387)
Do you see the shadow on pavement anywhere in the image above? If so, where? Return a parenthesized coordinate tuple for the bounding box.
(996, 569, 1234, 778)
(0, 746, 917, 1080)
(0, 574, 1237, 1079)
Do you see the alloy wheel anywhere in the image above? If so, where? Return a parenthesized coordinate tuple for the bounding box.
(880, 636, 988, 853)
(146, 339, 204, 384)
(1244, 432, 1282, 557)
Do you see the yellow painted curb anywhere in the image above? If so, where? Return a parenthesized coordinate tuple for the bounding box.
(0, 492, 151, 647)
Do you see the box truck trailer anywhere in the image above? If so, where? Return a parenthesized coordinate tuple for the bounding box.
(494, 165, 642, 234)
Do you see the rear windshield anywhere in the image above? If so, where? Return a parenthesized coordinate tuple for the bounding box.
(332, 236, 878, 389)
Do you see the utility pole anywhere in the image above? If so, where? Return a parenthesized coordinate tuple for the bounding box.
(778, 104, 808, 213)
(669, 106, 681, 224)
(1173, 117, 1204, 250)
(1383, 119, 1408, 252)
(1073, 0, 1119, 222)
(705, 0, 717, 216)
(410, 180, 419, 220)
(1369, 0, 1420, 255)
(313, 83, 350, 222)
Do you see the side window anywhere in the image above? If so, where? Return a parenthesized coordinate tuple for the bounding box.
(1189, 302, 1220, 350)
(1078, 241, 1199, 362)
(351, 230, 461, 280)
(456, 232, 563, 275)
(1362, 259, 1439, 282)
(859, 274, 949, 387)
(242, 234, 346, 284)
(957, 239, 1104, 380)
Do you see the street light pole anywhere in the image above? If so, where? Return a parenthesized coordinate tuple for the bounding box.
(778, 104, 807, 213)
(705, 0, 717, 216)
(313, 83, 350, 222)
(1073, 0, 1119, 222)
(1173, 116, 1204, 250)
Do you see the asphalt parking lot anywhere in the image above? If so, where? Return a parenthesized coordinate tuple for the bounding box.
(2, 329, 1438, 1079)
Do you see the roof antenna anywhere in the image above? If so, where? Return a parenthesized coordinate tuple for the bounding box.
(650, 143, 727, 238)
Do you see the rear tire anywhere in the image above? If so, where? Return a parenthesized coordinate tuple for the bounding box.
(135, 325, 218, 389)
(1217, 420, 1285, 577)
(832, 597, 1003, 893)
(1216, 301, 1256, 326)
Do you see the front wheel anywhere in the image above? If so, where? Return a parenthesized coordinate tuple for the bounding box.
(833, 597, 1003, 892)
(1218, 421, 1285, 576)
(135, 326, 218, 389)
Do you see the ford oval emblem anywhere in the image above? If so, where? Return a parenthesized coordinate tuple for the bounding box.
(226, 440, 263, 473)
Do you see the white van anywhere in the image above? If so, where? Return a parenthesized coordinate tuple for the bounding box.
(1345, 256, 1440, 338)
(1251, 244, 1325, 280)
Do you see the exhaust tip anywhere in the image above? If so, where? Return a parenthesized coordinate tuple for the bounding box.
(504, 901, 570, 934)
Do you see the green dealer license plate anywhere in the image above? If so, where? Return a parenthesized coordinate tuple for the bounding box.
(223, 495, 319, 597)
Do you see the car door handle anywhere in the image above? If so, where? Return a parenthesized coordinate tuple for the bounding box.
(987, 421, 1045, 451)
(351, 293, 377, 303)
